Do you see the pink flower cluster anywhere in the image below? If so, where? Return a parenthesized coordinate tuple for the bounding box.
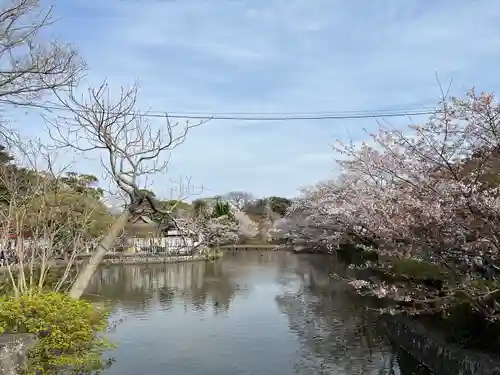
(274, 90, 500, 315)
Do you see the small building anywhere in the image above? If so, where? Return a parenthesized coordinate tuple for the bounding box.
(120, 215, 201, 254)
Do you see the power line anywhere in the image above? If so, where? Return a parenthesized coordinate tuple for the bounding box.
(162, 109, 438, 121)
(164, 102, 439, 116)
(10, 101, 440, 121)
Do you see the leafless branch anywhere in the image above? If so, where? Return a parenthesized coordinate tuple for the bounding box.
(46, 81, 207, 215)
(0, 0, 85, 108)
(0, 135, 105, 296)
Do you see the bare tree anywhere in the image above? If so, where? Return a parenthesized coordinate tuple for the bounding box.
(224, 191, 254, 211)
(48, 82, 206, 299)
(0, 136, 104, 296)
(0, 0, 84, 108)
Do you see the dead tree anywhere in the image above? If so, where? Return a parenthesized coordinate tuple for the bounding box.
(47, 82, 206, 299)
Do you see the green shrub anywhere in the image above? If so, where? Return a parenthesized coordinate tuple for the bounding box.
(0, 292, 114, 375)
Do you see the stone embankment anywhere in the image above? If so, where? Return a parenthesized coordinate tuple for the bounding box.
(384, 315, 500, 375)
(0, 334, 37, 375)
(96, 253, 209, 265)
(0, 253, 217, 274)
(75, 253, 211, 265)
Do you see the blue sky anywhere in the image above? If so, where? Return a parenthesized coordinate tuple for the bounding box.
(27, 0, 500, 198)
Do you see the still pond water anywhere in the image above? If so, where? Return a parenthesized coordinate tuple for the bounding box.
(85, 251, 430, 375)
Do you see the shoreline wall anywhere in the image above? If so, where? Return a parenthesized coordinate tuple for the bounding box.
(0, 334, 37, 375)
(384, 315, 500, 375)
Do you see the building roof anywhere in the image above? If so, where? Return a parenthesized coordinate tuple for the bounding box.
(124, 215, 190, 238)
(130, 215, 156, 225)
(124, 216, 163, 237)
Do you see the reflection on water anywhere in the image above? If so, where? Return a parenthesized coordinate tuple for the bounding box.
(86, 251, 430, 375)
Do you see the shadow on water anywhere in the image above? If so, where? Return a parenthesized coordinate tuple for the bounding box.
(85, 251, 432, 375)
(275, 253, 433, 374)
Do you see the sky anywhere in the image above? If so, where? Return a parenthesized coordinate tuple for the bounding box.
(20, 0, 500, 199)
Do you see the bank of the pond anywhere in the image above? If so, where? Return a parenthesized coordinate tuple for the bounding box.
(220, 244, 278, 251)
(293, 246, 500, 374)
(384, 315, 500, 375)
(0, 252, 222, 276)
(79, 253, 217, 265)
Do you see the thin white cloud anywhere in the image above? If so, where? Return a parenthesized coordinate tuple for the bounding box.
(26, 0, 500, 198)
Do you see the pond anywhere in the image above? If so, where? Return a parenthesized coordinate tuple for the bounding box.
(85, 251, 431, 375)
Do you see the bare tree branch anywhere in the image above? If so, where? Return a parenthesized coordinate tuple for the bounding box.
(0, 0, 85, 108)
(0, 134, 105, 296)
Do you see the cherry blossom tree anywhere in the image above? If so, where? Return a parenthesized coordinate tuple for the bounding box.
(276, 89, 500, 320)
(179, 198, 259, 249)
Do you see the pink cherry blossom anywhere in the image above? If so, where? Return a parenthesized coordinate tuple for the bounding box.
(274, 90, 500, 318)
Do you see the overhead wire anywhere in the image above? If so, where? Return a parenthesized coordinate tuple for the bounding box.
(163, 101, 440, 116)
(6, 101, 440, 121)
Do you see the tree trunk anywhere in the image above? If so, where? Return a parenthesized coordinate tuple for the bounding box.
(68, 210, 131, 299)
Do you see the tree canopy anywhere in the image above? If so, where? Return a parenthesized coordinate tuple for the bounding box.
(0, 144, 113, 240)
(243, 196, 292, 218)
